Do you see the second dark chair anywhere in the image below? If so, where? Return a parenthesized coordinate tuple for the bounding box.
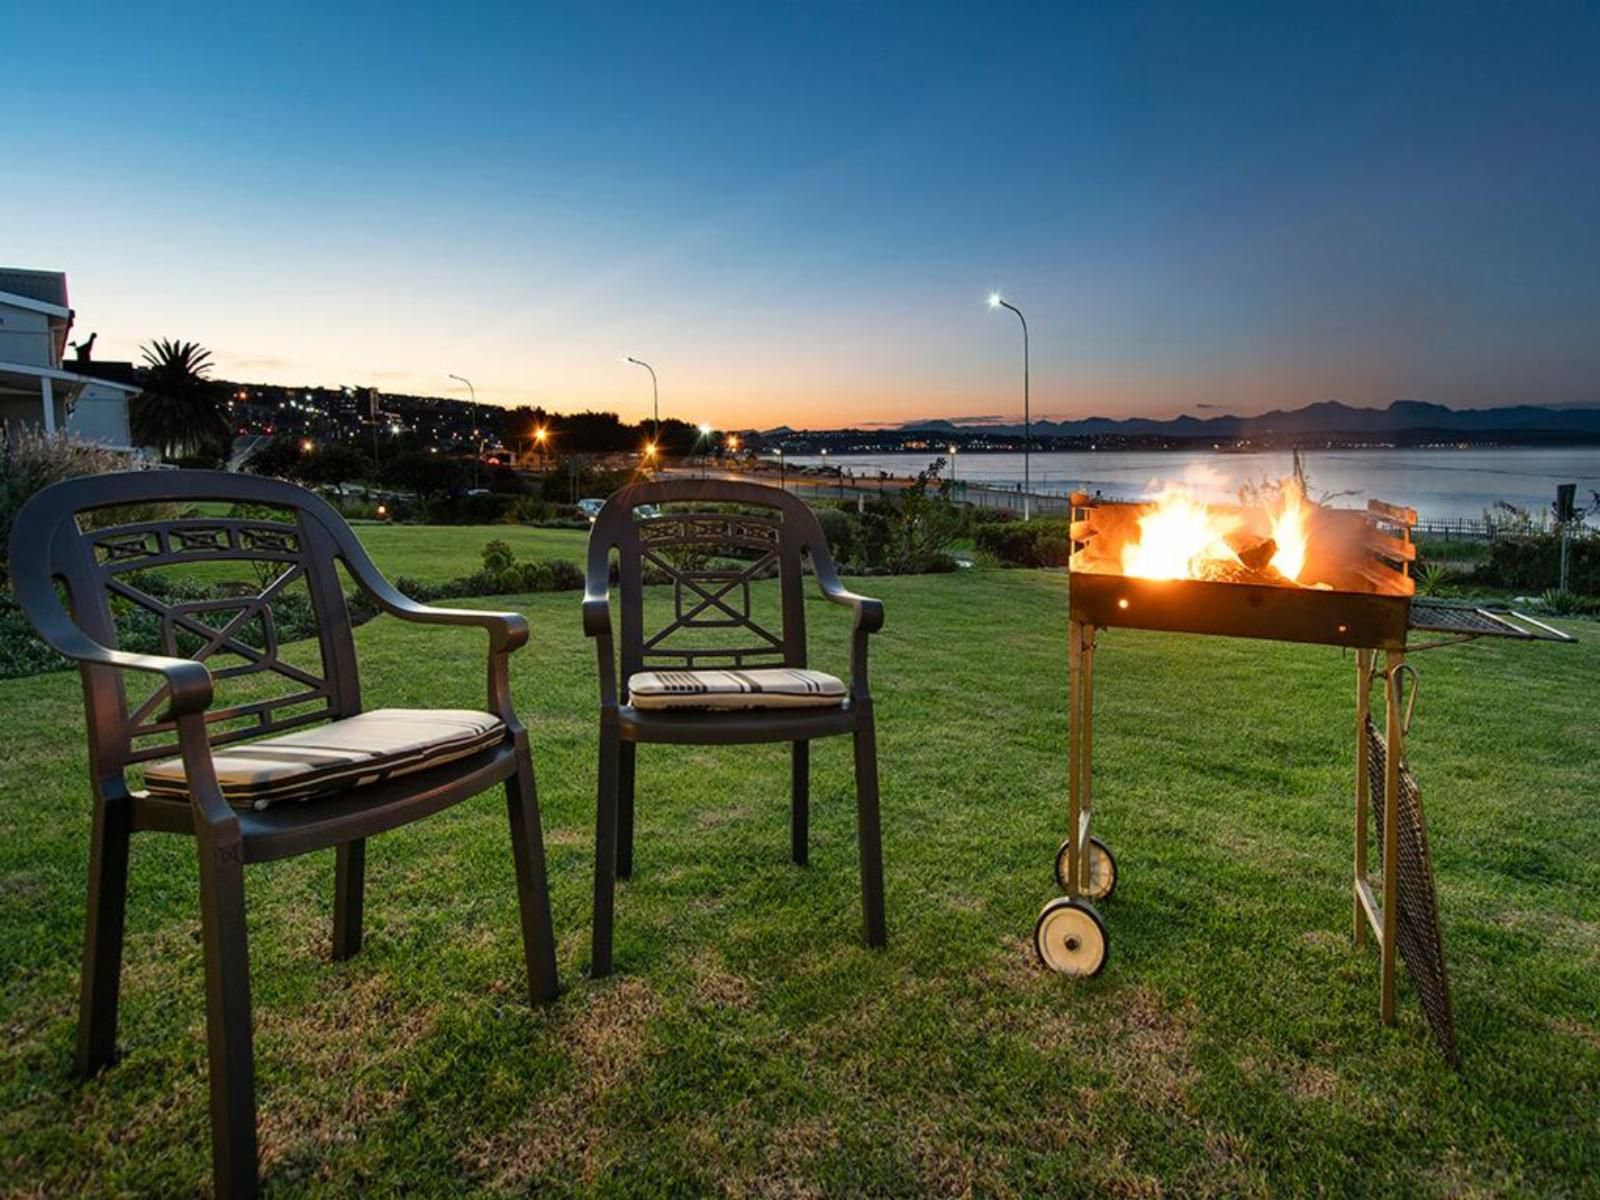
(583, 479, 887, 976)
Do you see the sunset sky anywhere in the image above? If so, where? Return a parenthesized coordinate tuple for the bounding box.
(7, 2, 1599, 429)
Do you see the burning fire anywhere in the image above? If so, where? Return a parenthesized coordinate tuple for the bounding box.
(1121, 479, 1314, 585)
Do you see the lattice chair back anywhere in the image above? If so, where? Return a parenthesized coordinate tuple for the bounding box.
(9, 470, 367, 786)
(587, 480, 835, 690)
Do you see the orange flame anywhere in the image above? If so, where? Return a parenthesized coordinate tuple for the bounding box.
(1121, 489, 1244, 580)
(1120, 478, 1316, 584)
(1269, 479, 1309, 582)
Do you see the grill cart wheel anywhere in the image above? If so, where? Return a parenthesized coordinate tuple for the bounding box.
(1055, 835, 1117, 901)
(1033, 897, 1109, 977)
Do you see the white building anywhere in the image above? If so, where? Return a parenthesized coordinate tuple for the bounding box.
(0, 268, 144, 450)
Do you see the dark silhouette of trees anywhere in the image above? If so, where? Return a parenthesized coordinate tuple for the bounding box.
(301, 443, 371, 491)
(132, 340, 229, 462)
(381, 450, 469, 501)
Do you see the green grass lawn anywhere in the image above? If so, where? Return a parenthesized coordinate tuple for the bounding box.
(1, 567, 1596, 1196)
(341, 522, 590, 580)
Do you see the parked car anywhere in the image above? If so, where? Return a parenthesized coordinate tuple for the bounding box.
(578, 498, 605, 522)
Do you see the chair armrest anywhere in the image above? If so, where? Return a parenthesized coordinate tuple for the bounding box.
(46, 625, 214, 717)
(818, 579, 885, 635)
(583, 594, 612, 639)
(355, 573, 529, 653)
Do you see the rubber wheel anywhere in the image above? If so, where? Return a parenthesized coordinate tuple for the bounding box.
(1032, 897, 1109, 978)
(1054, 835, 1117, 902)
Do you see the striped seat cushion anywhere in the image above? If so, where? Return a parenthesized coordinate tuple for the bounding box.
(628, 668, 846, 710)
(144, 709, 506, 810)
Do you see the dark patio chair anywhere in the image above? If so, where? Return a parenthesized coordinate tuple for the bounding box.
(583, 479, 886, 976)
(7, 470, 559, 1200)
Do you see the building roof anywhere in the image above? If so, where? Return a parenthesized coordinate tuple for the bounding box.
(70, 360, 141, 387)
(0, 360, 143, 393)
(0, 269, 70, 314)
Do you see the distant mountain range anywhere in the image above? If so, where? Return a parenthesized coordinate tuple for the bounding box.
(891, 400, 1600, 440)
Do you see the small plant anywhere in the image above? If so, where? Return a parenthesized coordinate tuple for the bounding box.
(1415, 562, 1452, 596)
(1540, 588, 1583, 616)
(481, 538, 516, 573)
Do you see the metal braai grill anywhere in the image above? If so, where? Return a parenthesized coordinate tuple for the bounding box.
(1039, 487, 1572, 1063)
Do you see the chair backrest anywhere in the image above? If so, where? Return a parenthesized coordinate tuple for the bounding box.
(9, 470, 365, 781)
(588, 480, 838, 686)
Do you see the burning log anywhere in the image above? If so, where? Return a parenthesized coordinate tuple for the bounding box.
(1225, 531, 1278, 572)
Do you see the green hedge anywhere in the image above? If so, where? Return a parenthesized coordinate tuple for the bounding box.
(974, 518, 1073, 567)
(1479, 532, 1600, 594)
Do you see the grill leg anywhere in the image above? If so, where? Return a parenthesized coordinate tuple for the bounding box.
(1380, 651, 1403, 1025)
(1079, 625, 1096, 894)
(1353, 651, 1373, 946)
(1064, 621, 1098, 896)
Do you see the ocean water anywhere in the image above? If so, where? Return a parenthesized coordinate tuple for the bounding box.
(782, 446, 1600, 522)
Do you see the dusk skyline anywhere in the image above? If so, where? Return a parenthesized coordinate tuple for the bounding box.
(7, 2, 1599, 429)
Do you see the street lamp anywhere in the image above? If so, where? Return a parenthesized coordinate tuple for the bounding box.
(534, 425, 549, 471)
(776, 447, 786, 490)
(625, 356, 659, 443)
(987, 293, 1031, 519)
(447, 373, 476, 405)
(949, 444, 958, 484)
(697, 422, 713, 478)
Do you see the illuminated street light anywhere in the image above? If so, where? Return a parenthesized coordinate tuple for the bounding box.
(625, 356, 659, 442)
(987, 293, 1031, 519)
(949, 444, 958, 484)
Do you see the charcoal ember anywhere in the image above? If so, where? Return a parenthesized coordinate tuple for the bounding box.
(1225, 531, 1278, 571)
(1197, 559, 1292, 587)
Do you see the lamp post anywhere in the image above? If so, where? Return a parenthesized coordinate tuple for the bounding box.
(697, 423, 713, 478)
(447, 373, 478, 485)
(625, 356, 659, 444)
(987, 294, 1030, 520)
(534, 426, 548, 472)
(777, 448, 785, 491)
(949, 444, 958, 485)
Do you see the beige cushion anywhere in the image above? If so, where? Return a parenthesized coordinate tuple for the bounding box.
(628, 668, 846, 710)
(145, 708, 506, 810)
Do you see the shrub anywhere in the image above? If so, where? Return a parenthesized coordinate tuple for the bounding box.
(814, 506, 859, 563)
(546, 559, 585, 591)
(481, 538, 516, 573)
(1479, 532, 1600, 595)
(975, 517, 1073, 567)
(0, 430, 144, 588)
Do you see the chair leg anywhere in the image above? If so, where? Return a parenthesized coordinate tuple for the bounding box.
(592, 722, 621, 978)
(196, 834, 258, 1200)
(331, 839, 365, 962)
(617, 741, 636, 880)
(791, 740, 810, 867)
(505, 744, 560, 1004)
(76, 796, 132, 1078)
(852, 712, 888, 949)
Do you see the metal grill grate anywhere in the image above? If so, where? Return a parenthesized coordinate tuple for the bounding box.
(1408, 600, 1572, 642)
(1366, 717, 1459, 1064)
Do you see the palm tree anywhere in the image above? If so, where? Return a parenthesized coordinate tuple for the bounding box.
(132, 339, 229, 461)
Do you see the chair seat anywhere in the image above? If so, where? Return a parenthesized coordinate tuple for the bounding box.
(628, 667, 846, 710)
(144, 708, 507, 809)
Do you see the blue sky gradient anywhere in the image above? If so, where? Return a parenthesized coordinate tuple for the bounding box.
(6, 2, 1598, 427)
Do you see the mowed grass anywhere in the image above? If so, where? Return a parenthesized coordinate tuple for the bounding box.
(352, 523, 588, 580)
(0, 567, 1596, 1196)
